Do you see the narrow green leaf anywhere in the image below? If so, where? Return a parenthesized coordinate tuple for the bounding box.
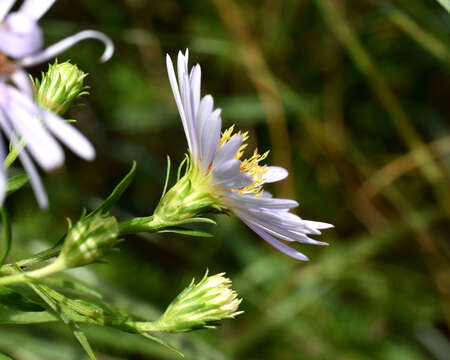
(13, 266, 98, 360)
(0, 209, 11, 266)
(141, 332, 184, 358)
(87, 161, 136, 218)
(0, 286, 43, 312)
(0, 308, 58, 325)
(6, 174, 29, 195)
(158, 227, 214, 238)
(0, 352, 13, 360)
(436, 0, 450, 13)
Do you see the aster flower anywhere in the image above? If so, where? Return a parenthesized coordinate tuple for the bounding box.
(163, 50, 333, 260)
(0, 0, 114, 208)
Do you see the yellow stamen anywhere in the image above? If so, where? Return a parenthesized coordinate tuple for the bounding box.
(219, 126, 269, 197)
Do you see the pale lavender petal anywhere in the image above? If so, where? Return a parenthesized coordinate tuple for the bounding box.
(224, 191, 298, 209)
(166, 54, 192, 151)
(213, 159, 252, 189)
(302, 220, 334, 230)
(244, 220, 309, 261)
(19, 30, 114, 67)
(42, 110, 95, 161)
(19, 0, 56, 20)
(190, 64, 201, 119)
(0, 134, 6, 206)
(262, 166, 288, 184)
(5, 86, 64, 170)
(0, 0, 16, 21)
(10, 69, 34, 99)
(0, 110, 47, 208)
(213, 135, 242, 168)
(0, 13, 42, 58)
(181, 72, 199, 158)
(200, 107, 221, 170)
(235, 208, 328, 245)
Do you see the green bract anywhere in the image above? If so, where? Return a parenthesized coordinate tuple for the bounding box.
(32, 60, 89, 116)
(154, 154, 223, 224)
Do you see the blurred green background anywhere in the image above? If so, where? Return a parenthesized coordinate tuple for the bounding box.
(2, 0, 450, 359)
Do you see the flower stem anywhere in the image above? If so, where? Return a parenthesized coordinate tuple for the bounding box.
(0, 246, 61, 275)
(0, 259, 65, 286)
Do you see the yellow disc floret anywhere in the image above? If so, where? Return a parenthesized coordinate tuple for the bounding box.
(219, 125, 269, 197)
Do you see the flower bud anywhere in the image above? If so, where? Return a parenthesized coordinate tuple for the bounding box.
(32, 60, 88, 115)
(153, 271, 242, 332)
(58, 214, 120, 269)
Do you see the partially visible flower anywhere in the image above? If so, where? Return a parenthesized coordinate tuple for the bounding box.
(147, 271, 242, 332)
(32, 60, 88, 115)
(162, 50, 333, 260)
(0, 0, 114, 208)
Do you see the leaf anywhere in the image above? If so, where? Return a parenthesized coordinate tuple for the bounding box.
(141, 332, 184, 358)
(435, 0, 450, 13)
(0, 308, 58, 325)
(158, 227, 214, 238)
(0, 286, 43, 312)
(6, 174, 29, 195)
(0, 352, 13, 360)
(0, 208, 11, 266)
(28, 282, 98, 360)
(87, 161, 136, 218)
(11, 265, 98, 360)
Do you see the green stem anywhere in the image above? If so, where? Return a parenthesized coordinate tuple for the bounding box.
(0, 246, 61, 275)
(0, 259, 65, 286)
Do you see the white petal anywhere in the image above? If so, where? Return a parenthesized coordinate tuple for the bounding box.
(19, 0, 56, 20)
(19, 30, 114, 67)
(262, 166, 288, 183)
(42, 110, 95, 161)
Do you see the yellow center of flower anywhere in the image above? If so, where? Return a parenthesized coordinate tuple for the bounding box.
(219, 125, 269, 196)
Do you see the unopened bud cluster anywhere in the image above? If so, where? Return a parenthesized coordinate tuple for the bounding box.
(57, 214, 119, 269)
(32, 60, 88, 116)
(152, 271, 242, 332)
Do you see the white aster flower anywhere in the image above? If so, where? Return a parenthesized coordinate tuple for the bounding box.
(0, 0, 114, 208)
(165, 50, 333, 260)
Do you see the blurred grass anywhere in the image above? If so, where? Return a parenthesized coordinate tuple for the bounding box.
(2, 0, 450, 359)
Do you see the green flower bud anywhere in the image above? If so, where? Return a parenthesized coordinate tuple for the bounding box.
(151, 271, 243, 332)
(57, 214, 120, 269)
(32, 60, 89, 115)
